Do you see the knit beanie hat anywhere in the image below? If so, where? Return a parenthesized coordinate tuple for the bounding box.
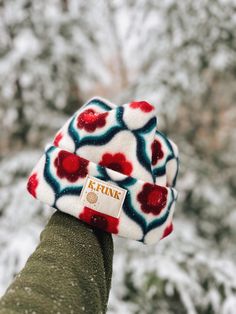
(27, 97, 179, 245)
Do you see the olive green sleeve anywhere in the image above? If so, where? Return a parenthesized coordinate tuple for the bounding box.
(0, 210, 114, 314)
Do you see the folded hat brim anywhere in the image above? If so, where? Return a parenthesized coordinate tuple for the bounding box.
(27, 145, 177, 245)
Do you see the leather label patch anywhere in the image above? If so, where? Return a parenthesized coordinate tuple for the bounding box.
(80, 175, 127, 218)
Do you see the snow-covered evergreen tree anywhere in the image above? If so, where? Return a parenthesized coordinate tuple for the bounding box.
(0, 0, 126, 151)
(0, 0, 236, 313)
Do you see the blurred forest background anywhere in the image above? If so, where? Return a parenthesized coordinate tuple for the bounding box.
(0, 0, 236, 313)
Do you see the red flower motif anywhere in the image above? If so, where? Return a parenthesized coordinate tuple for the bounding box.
(137, 183, 167, 215)
(99, 153, 133, 176)
(130, 101, 154, 113)
(77, 108, 108, 133)
(151, 139, 164, 165)
(79, 206, 119, 234)
(161, 222, 173, 239)
(53, 132, 63, 147)
(27, 173, 38, 198)
(54, 150, 89, 182)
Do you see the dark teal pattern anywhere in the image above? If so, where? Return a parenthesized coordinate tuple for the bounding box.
(67, 104, 157, 180)
(42, 145, 176, 241)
